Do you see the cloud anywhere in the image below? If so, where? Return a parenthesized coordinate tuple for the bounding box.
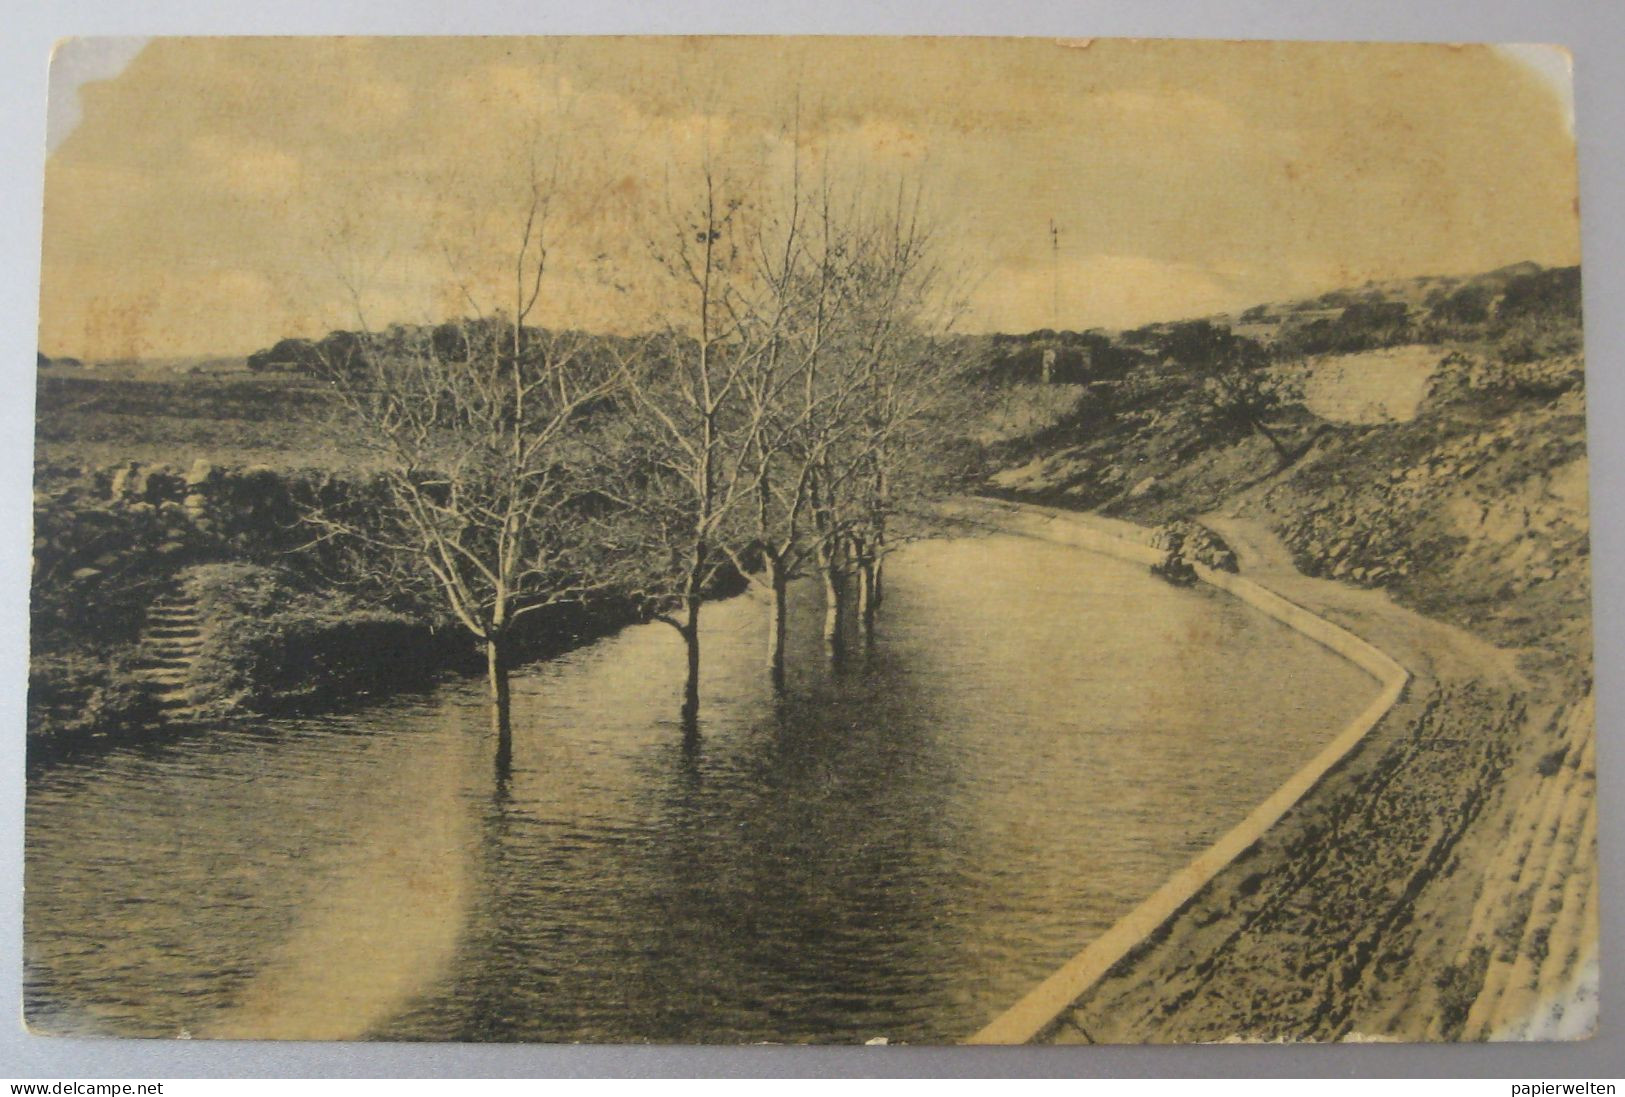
(835, 118, 930, 165)
(48, 262, 313, 360)
(188, 134, 303, 201)
(38, 38, 1581, 356)
(340, 78, 413, 131)
(449, 62, 553, 115)
(1084, 88, 1248, 139)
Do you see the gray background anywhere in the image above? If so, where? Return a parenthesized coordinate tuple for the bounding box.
(1, 0, 1621, 1079)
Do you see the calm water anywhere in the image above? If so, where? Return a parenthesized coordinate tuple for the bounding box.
(25, 534, 1377, 1043)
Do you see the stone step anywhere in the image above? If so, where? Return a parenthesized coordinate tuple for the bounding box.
(146, 645, 202, 658)
(140, 645, 198, 658)
(141, 658, 196, 673)
(146, 638, 204, 652)
(143, 658, 201, 671)
(1465, 716, 1594, 1040)
(136, 587, 224, 724)
(1486, 753, 1594, 1037)
(146, 627, 201, 643)
(1458, 707, 1581, 1039)
(137, 589, 207, 724)
(1527, 795, 1598, 1026)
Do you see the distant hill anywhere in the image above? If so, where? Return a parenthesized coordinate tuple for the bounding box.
(1209, 261, 1576, 336)
(229, 261, 1582, 393)
(965, 261, 1581, 386)
(36, 354, 249, 380)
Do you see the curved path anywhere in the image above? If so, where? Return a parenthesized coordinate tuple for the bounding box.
(942, 497, 1594, 1044)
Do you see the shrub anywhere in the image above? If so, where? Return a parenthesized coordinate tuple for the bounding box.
(180, 563, 453, 714)
(246, 336, 320, 373)
(1498, 266, 1581, 324)
(1496, 321, 1583, 366)
(1430, 283, 1494, 326)
(27, 649, 157, 746)
(1275, 299, 1415, 358)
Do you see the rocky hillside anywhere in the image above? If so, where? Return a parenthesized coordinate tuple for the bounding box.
(978, 263, 1594, 1042)
(981, 265, 1589, 676)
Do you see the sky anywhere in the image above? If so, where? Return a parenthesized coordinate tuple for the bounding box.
(37, 37, 1581, 360)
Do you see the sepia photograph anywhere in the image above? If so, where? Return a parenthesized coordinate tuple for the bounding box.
(23, 35, 1596, 1046)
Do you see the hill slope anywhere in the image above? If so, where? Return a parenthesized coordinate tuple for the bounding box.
(977, 263, 1595, 1042)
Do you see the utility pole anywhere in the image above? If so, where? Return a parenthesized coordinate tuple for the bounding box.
(1043, 218, 1060, 383)
(1050, 218, 1060, 330)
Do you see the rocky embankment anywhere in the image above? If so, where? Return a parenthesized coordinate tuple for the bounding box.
(29, 460, 433, 750)
(1254, 353, 1589, 665)
(32, 457, 360, 616)
(987, 347, 1590, 671)
(1148, 520, 1238, 583)
(981, 344, 1596, 1042)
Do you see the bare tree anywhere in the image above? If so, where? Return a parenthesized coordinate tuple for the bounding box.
(657, 164, 951, 683)
(307, 161, 622, 768)
(608, 163, 782, 730)
(804, 183, 963, 646)
(611, 154, 962, 706)
(722, 170, 876, 685)
(1161, 320, 1300, 465)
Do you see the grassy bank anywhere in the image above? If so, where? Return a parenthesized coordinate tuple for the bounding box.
(28, 542, 647, 761)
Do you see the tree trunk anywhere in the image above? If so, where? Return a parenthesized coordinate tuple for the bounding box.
(857, 552, 877, 640)
(1252, 418, 1292, 465)
(487, 635, 512, 775)
(766, 554, 788, 692)
(821, 554, 845, 655)
(680, 598, 702, 732)
(870, 468, 888, 611)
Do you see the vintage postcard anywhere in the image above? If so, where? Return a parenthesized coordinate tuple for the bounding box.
(26, 37, 1593, 1044)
